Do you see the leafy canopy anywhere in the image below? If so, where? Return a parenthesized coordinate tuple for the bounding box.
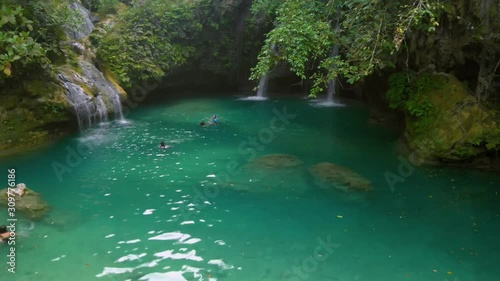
(250, 0, 447, 97)
(0, 4, 49, 79)
(93, 0, 201, 88)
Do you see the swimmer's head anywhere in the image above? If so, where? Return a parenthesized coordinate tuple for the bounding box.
(0, 225, 7, 233)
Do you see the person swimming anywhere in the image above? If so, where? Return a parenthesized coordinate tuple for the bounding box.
(159, 141, 167, 149)
(0, 225, 11, 243)
(212, 114, 219, 125)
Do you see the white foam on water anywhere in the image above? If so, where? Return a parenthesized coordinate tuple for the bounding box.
(178, 238, 201, 245)
(310, 99, 346, 107)
(154, 250, 203, 262)
(208, 259, 234, 270)
(149, 232, 190, 241)
(95, 267, 134, 277)
(139, 271, 187, 281)
(238, 96, 268, 101)
(116, 253, 146, 263)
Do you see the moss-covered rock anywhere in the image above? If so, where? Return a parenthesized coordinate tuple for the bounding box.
(246, 154, 304, 169)
(0, 75, 74, 155)
(103, 65, 127, 98)
(404, 73, 500, 162)
(0, 184, 50, 220)
(309, 162, 372, 192)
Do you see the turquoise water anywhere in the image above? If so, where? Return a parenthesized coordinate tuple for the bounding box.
(1, 95, 499, 281)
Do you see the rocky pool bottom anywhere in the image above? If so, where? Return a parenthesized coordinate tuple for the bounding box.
(0, 96, 499, 281)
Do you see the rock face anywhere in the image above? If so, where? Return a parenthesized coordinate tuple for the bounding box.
(0, 184, 50, 220)
(405, 74, 500, 164)
(246, 154, 304, 169)
(310, 162, 372, 192)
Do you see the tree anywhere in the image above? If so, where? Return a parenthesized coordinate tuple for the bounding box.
(0, 4, 49, 80)
(250, 0, 449, 97)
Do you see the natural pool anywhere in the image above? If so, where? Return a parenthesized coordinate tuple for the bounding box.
(0, 95, 499, 281)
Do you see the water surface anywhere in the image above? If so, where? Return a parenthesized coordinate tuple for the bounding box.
(0, 95, 499, 281)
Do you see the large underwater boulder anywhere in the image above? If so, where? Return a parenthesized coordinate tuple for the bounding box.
(246, 154, 304, 169)
(0, 184, 50, 220)
(310, 162, 372, 192)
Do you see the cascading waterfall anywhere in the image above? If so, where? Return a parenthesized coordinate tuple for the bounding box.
(95, 96, 108, 124)
(80, 61, 124, 121)
(316, 21, 344, 107)
(65, 82, 92, 130)
(256, 73, 269, 99)
(326, 44, 340, 104)
(254, 44, 277, 99)
(59, 1, 126, 130)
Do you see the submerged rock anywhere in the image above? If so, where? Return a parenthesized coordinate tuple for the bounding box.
(0, 184, 50, 220)
(246, 154, 304, 169)
(310, 162, 372, 192)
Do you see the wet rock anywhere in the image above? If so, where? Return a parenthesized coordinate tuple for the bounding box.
(310, 162, 372, 192)
(0, 184, 50, 220)
(70, 42, 85, 55)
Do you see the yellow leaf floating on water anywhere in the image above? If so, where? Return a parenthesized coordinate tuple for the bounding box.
(447, 271, 453, 275)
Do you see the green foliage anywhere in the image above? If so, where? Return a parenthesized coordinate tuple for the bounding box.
(25, 0, 83, 57)
(386, 72, 435, 118)
(251, 0, 450, 97)
(483, 130, 500, 150)
(94, 0, 200, 87)
(43, 101, 66, 114)
(251, 0, 281, 18)
(191, 0, 240, 75)
(82, 0, 101, 12)
(250, 0, 334, 81)
(0, 4, 50, 80)
(99, 0, 119, 15)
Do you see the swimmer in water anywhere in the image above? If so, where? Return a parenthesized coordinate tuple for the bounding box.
(212, 114, 219, 125)
(159, 141, 167, 149)
(0, 225, 12, 243)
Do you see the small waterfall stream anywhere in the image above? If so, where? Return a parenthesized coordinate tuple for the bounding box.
(80, 61, 125, 121)
(256, 73, 269, 99)
(326, 44, 340, 103)
(60, 1, 126, 130)
(253, 44, 277, 100)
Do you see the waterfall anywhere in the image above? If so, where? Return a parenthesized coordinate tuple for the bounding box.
(95, 96, 108, 124)
(252, 44, 276, 100)
(59, 60, 126, 130)
(58, 2, 126, 130)
(80, 61, 124, 120)
(66, 2, 94, 40)
(59, 75, 96, 130)
(256, 73, 269, 99)
(326, 44, 340, 103)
